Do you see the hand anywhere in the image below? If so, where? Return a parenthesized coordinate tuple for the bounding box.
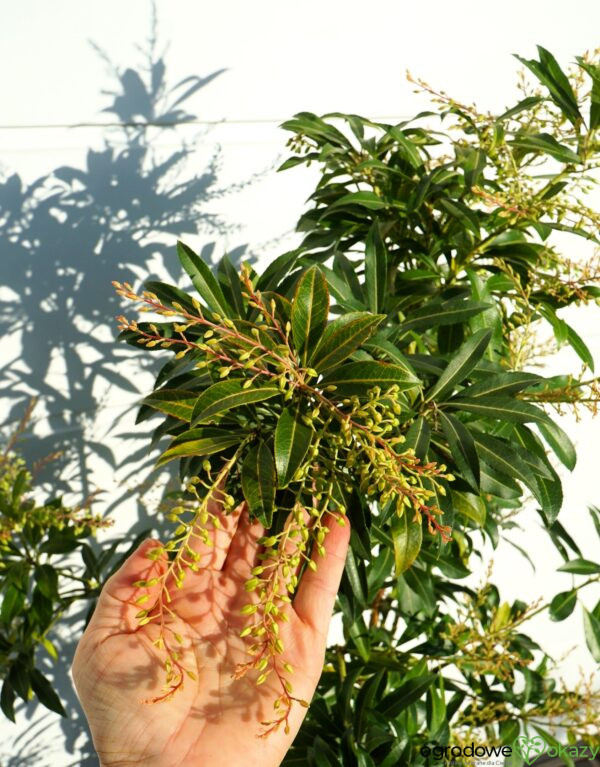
(71, 499, 350, 767)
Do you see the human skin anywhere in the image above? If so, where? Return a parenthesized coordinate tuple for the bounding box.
(71, 500, 351, 767)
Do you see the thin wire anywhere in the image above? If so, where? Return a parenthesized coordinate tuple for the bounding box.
(0, 115, 413, 130)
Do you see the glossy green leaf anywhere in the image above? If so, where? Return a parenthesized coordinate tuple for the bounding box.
(446, 397, 554, 427)
(274, 407, 312, 488)
(142, 389, 198, 421)
(514, 46, 582, 127)
(291, 266, 330, 365)
(391, 511, 422, 575)
(461, 372, 541, 399)
(191, 380, 279, 425)
(320, 361, 420, 396)
(156, 428, 243, 467)
(241, 441, 276, 527)
(30, 669, 66, 717)
(438, 411, 480, 491)
(310, 312, 384, 372)
(425, 329, 492, 402)
(328, 190, 387, 210)
(403, 417, 430, 461)
(549, 590, 577, 621)
(451, 490, 486, 527)
(537, 420, 577, 471)
(399, 298, 491, 334)
(365, 222, 387, 313)
(576, 56, 600, 130)
(379, 674, 436, 718)
(566, 322, 595, 371)
(557, 558, 600, 575)
(177, 240, 232, 317)
(509, 132, 581, 164)
(583, 608, 600, 662)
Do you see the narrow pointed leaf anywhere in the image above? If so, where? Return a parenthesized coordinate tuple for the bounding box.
(156, 428, 243, 467)
(425, 329, 492, 402)
(391, 511, 423, 575)
(291, 266, 329, 364)
(403, 417, 431, 461)
(320, 361, 420, 396)
(583, 608, 600, 662)
(310, 312, 385, 372)
(241, 441, 276, 527)
(365, 222, 387, 313)
(191, 380, 279, 425)
(177, 240, 232, 317)
(274, 407, 312, 488)
(438, 412, 480, 491)
(445, 397, 554, 427)
(142, 389, 198, 421)
(537, 420, 577, 471)
(460, 372, 541, 399)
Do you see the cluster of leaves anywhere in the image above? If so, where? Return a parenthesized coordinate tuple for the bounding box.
(114, 249, 456, 733)
(113, 45, 600, 762)
(274, 46, 600, 765)
(0, 402, 113, 722)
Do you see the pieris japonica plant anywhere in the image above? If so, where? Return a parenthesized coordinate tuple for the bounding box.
(112, 44, 600, 762)
(113, 251, 455, 734)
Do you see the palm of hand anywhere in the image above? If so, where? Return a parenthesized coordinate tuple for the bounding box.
(72, 503, 350, 767)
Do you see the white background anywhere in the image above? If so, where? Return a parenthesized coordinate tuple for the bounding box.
(0, 2, 599, 764)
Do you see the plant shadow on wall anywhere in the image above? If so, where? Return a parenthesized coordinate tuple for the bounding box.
(0, 15, 268, 767)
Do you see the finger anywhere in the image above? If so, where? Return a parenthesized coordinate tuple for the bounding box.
(186, 488, 246, 571)
(90, 538, 167, 631)
(222, 504, 265, 580)
(292, 512, 351, 635)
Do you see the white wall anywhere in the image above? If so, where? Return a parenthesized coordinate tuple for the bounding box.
(1, 2, 599, 763)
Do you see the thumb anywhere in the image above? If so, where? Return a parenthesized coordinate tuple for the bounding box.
(90, 538, 167, 631)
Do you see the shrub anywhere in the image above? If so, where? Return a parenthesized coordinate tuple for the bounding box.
(113, 45, 600, 761)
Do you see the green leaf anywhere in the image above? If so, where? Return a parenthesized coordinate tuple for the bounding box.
(557, 558, 600, 575)
(549, 590, 577, 621)
(365, 222, 387, 313)
(30, 669, 66, 717)
(379, 674, 436, 718)
(451, 490, 486, 527)
(438, 412, 479, 491)
(398, 298, 491, 334)
(403, 417, 430, 461)
(191, 380, 279, 425)
(177, 240, 232, 317)
(461, 372, 541, 398)
(156, 428, 243, 467)
(472, 433, 542, 503)
(274, 407, 312, 488)
(0, 680, 15, 722)
(328, 190, 387, 211)
(509, 132, 581, 164)
(320, 361, 420, 396)
(391, 511, 422, 575)
(291, 266, 330, 365)
(142, 389, 198, 421)
(537, 420, 577, 471)
(576, 56, 600, 130)
(583, 608, 600, 662)
(310, 312, 384, 372)
(1, 585, 24, 624)
(425, 329, 492, 402)
(566, 322, 595, 371)
(241, 441, 276, 527)
(446, 397, 554, 427)
(513, 46, 582, 127)
(217, 252, 245, 317)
